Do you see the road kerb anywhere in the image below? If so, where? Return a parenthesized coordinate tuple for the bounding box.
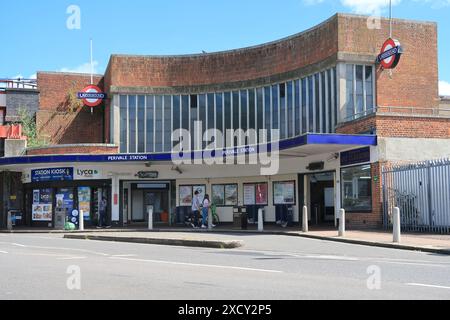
(64, 234, 244, 249)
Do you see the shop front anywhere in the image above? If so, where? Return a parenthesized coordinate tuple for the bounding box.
(21, 167, 111, 229)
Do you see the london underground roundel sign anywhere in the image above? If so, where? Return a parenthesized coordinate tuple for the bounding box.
(77, 85, 106, 107)
(377, 38, 403, 69)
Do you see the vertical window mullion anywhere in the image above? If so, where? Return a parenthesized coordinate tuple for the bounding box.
(299, 79, 303, 135)
(319, 73, 323, 133)
(126, 95, 130, 154)
(330, 69, 335, 133)
(153, 96, 156, 153)
(353, 65, 357, 118)
(363, 65, 367, 115)
(306, 79, 309, 133)
(144, 96, 147, 153)
(135, 96, 138, 153)
(325, 71, 329, 133)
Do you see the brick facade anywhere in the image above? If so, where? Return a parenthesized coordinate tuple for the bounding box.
(337, 114, 450, 139)
(36, 72, 105, 144)
(27, 144, 118, 156)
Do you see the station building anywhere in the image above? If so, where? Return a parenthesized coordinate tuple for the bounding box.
(1, 13, 449, 230)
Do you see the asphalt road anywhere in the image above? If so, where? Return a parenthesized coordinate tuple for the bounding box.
(1, 233, 450, 300)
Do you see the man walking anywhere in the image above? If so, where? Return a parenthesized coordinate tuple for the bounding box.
(191, 190, 201, 229)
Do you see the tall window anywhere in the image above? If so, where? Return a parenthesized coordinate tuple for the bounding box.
(116, 66, 340, 153)
(248, 89, 256, 133)
(155, 96, 163, 152)
(345, 64, 375, 121)
(287, 81, 293, 138)
(146, 95, 154, 152)
(272, 85, 279, 132)
(294, 80, 301, 136)
(280, 83, 287, 139)
(341, 165, 372, 212)
(138, 95, 146, 153)
(264, 86, 271, 141)
(172, 95, 181, 149)
(128, 95, 137, 153)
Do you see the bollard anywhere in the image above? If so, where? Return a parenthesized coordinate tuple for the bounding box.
(79, 210, 84, 231)
(393, 207, 401, 243)
(148, 206, 153, 230)
(302, 206, 309, 233)
(258, 209, 264, 232)
(339, 209, 346, 237)
(6, 211, 12, 231)
(208, 210, 213, 230)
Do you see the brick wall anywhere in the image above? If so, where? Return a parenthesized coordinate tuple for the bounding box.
(337, 14, 439, 109)
(27, 145, 118, 156)
(337, 114, 450, 138)
(104, 16, 339, 89)
(37, 72, 105, 144)
(5, 89, 39, 122)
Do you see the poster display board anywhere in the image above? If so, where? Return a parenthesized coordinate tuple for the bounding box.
(244, 183, 268, 206)
(179, 186, 193, 207)
(179, 185, 206, 207)
(212, 185, 225, 206)
(273, 181, 296, 205)
(32, 189, 53, 221)
(78, 187, 91, 221)
(243, 184, 256, 205)
(225, 184, 238, 206)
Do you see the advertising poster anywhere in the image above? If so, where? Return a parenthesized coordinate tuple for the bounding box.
(33, 190, 40, 204)
(256, 183, 268, 205)
(244, 184, 256, 206)
(78, 187, 91, 221)
(32, 204, 53, 221)
(194, 185, 206, 204)
(274, 182, 295, 205)
(225, 184, 238, 206)
(57, 188, 76, 225)
(179, 186, 193, 206)
(212, 185, 225, 206)
(32, 189, 53, 221)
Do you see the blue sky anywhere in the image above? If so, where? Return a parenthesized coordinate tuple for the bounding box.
(1, 0, 449, 94)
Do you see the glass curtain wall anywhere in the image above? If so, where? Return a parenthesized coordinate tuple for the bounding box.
(118, 65, 363, 153)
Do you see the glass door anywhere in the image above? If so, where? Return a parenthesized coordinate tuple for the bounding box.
(144, 191, 169, 224)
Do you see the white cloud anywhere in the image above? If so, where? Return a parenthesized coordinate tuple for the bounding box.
(59, 61, 99, 74)
(439, 81, 450, 96)
(340, 0, 401, 15)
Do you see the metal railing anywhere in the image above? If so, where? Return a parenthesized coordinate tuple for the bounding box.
(0, 79, 37, 90)
(343, 106, 450, 122)
(382, 159, 450, 234)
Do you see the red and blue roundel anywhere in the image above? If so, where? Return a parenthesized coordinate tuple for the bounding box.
(377, 38, 403, 69)
(77, 85, 106, 107)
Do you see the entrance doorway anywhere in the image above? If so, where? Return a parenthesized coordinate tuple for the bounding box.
(302, 172, 336, 227)
(123, 181, 173, 226)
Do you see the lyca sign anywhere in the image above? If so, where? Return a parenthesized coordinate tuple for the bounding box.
(75, 168, 102, 180)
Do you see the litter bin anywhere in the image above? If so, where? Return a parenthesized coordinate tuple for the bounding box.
(233, 206, 248, 230)
(241, 207, 248, 230)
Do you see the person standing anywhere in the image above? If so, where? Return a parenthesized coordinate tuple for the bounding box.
(98, 197, 108, 228)
(191, 191, 201, 229)
(201, 194, 210, 229)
